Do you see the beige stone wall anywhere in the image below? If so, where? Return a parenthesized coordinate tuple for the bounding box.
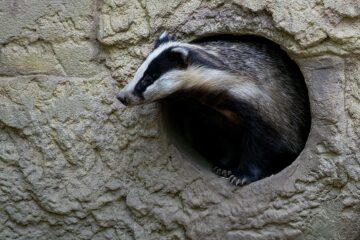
(0, 0, 359, 239)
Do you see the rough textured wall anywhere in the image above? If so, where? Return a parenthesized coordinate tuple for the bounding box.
(0, 0, 359, 239)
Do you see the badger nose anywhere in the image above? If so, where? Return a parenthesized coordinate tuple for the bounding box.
(116, 92, 130, 106)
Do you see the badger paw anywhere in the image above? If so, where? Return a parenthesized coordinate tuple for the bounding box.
(229, 174, 251, 186)
(212, 166, 232, 178)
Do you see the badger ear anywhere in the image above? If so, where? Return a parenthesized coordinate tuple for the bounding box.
(171, 47, 190, 65)
(154, 32, 176, 49)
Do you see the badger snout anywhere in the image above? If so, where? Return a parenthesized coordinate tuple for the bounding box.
(116, 92, 131, 106)
(117, 90, 143, 106)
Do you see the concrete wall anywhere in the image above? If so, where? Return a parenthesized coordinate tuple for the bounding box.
(0, 0, 359, 239)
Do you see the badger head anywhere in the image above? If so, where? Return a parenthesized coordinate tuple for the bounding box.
(117, 32, 192, 106)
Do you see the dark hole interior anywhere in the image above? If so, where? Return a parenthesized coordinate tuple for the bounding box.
(161, 34, 311, 183)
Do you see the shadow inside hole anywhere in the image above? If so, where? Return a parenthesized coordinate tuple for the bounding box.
(160, 34, 311, 181)
(161, 98, 235, 173)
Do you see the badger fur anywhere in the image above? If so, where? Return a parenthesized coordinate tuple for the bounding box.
(117, 32, 311, 186)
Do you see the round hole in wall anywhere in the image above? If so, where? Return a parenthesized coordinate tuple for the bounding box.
(161, 34, 311, 184)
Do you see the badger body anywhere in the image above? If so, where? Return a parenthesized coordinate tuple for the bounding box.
(117, 33, 311, 186)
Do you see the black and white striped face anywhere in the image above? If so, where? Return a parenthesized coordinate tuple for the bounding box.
(117, 35, 191, 106)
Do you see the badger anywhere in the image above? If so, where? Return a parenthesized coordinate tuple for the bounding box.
(117, 32, 311, 186)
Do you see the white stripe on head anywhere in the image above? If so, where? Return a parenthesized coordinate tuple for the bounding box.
(122, 42, 199, 93)
(159, 31, 169, 40)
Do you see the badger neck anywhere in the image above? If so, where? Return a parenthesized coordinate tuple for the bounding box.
(171, 67, 263, 102)
(166, 67, 262, 123)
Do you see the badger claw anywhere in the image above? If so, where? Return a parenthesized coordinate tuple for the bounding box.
(229, 175, 250, 186)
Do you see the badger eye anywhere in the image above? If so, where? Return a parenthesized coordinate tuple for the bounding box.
(150, 73, 159, 79)
(142, 75, 154, 85)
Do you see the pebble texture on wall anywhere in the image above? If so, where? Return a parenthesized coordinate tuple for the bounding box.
(0, 0, 359, 239)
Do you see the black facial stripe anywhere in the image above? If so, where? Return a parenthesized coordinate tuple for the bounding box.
(132, 46, 227, 98)
(133, 75, 153, 98)
(132, 47, 187, 98)
(188, 49, 227, 71)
